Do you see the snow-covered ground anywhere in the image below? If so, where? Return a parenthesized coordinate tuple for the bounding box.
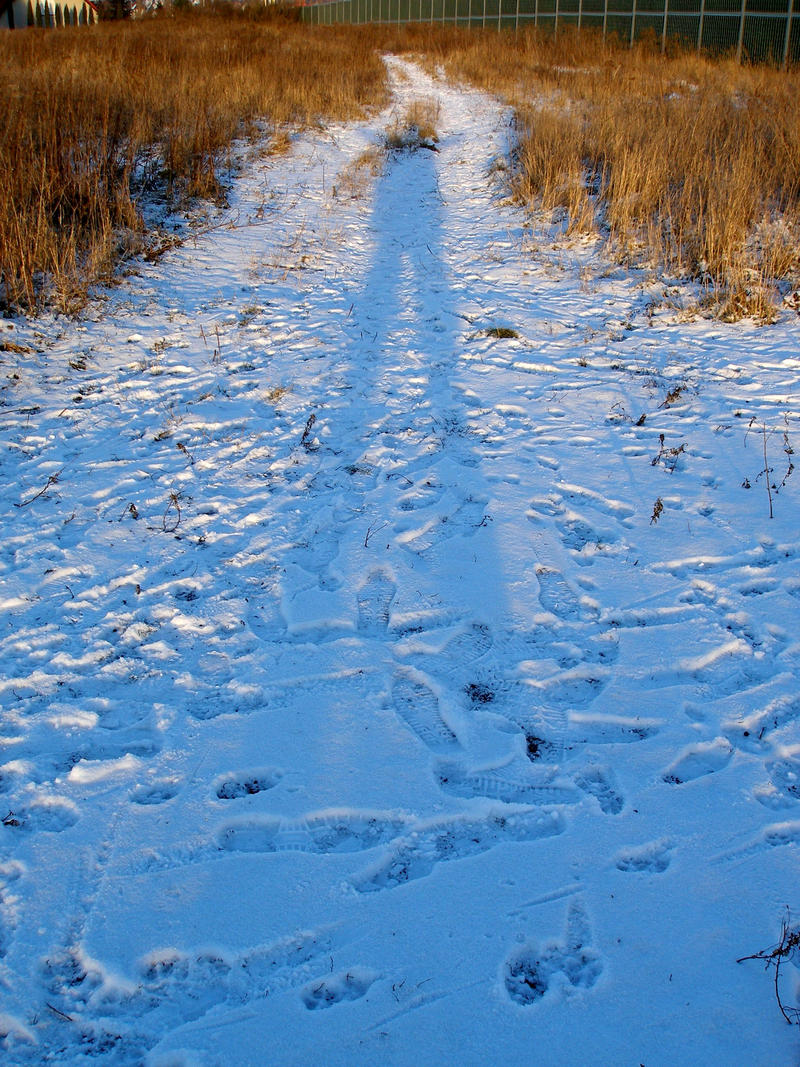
(1, 57, 799, 1065)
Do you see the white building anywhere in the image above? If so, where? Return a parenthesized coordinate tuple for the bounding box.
(1, 0, 99, 27)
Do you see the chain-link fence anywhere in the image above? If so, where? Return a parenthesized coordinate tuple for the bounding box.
(300, 0, 800, 66)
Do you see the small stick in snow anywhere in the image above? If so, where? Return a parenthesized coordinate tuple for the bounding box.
(14, 469, 63, 508)
(737, 911, 800, 1026)
(46, 1003, 74, 1022)
(762, 423, 773, 519)
(163, 491, 182, 533)
(300, 412, 317, 451)
(364, 522, 388, 547)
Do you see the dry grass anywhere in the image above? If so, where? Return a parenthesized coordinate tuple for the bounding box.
(385, 96, 441, 149)
(3, 15, 797, 321)
(0, 7, 387, 312)
(419, 27, 800, 319)
(334, 146, 386, 199)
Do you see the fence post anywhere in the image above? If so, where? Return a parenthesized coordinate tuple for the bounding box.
(555, 0, 559, 37)
(602, 0, 607, 41)
(498, 0, 502, 29)
(736, 0, 746, 62)
(515, 0, 520, 31)
(630, 0, 637, 45)
(696, 0, 705, 49)
(578, 0, 583, 31)
(782, 0, 793, 67)
(482, 0, 486, 28)
(661, 0, 668, 51)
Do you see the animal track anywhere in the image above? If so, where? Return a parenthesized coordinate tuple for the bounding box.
(391, 672, 460, 752)
(354, 808, 564, 893)
(215, 769, 283, 799)
(615, 838, 672, 873)
(301, 968, 378, 1010)
(505, 900, 602, 1005)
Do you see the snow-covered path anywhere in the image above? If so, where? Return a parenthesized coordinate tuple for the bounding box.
(1, 59, 799, 1064)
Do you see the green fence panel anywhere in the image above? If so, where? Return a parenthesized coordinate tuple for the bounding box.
(701, 12, 742, 51)
(301, 0, 798, 64)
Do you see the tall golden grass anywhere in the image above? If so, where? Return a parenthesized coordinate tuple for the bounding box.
(2, 16, 797, 319)
(0, 8, 387, 312)
(419, 27, 800, 319)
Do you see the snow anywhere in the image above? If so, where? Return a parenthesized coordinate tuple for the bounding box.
(1, 56, 799, 1064)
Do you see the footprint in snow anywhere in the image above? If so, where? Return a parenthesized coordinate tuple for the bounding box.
(722, 694, 800, 750)
(662, 737, 733, 785)
(301, 968, 378, 1010)
(436, 760, 580, 806)
(574, 764, 624, 815)
(615, 838, 673, 873)
(397, 478, 445, 512)
(505, 899, 603, 1005)
(445, 621, 493, 662)
(391, 672, 461, 753)
(535, 566, 595, 623)
(131, 780, 181, 805)
(753, 748, 800, 808)
(2, 797, 78, 833)
(42, 928, 337, 1053)
(357, 569, 396, 635)
(714, 819, 800, 863)
(354, 808, 564, 893)
(218, 811, 408, 854)
(0, 862, 23, 959)
(214, 768, 283, 799)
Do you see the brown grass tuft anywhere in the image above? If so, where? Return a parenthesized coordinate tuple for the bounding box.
(386, 96, 440, 149)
